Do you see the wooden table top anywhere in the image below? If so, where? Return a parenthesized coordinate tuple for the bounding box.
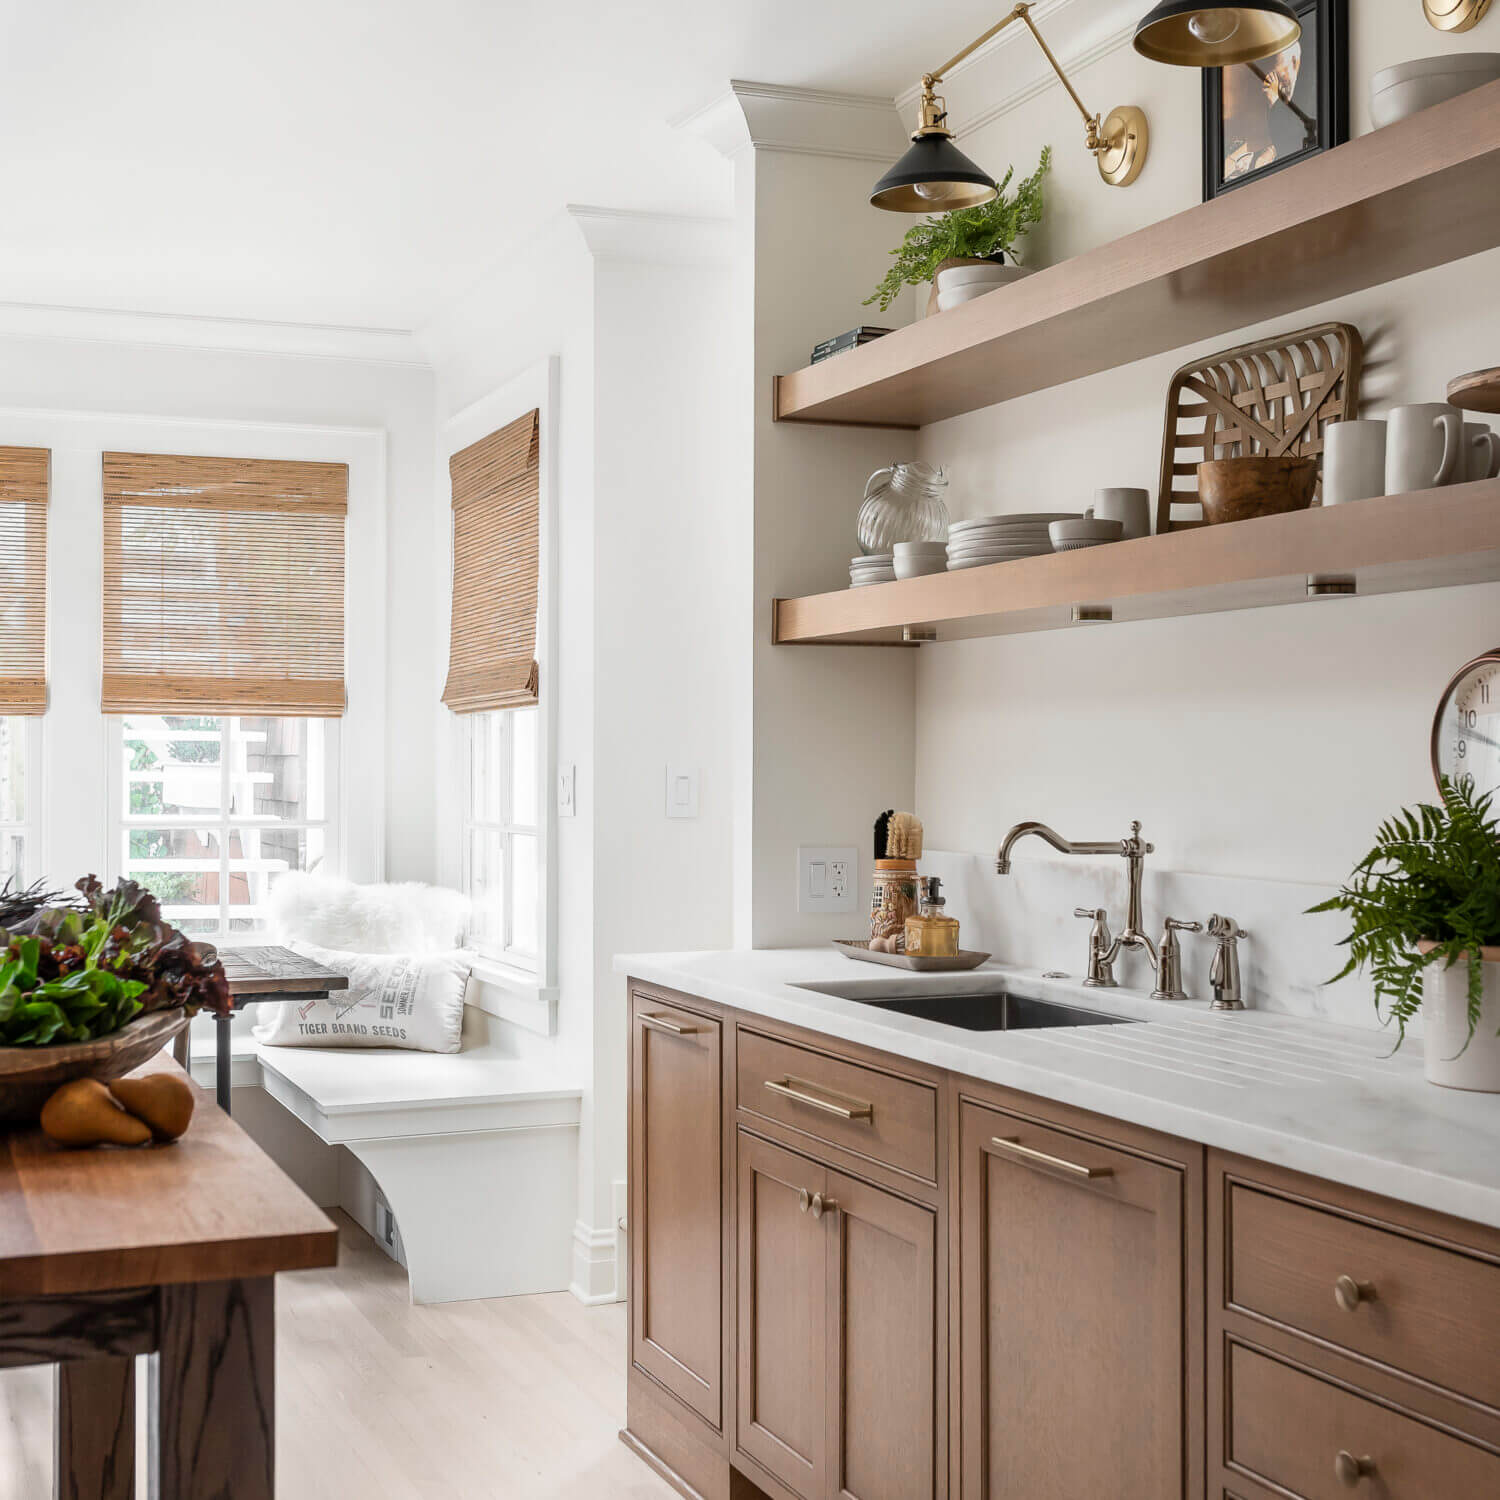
(221, 944, 349, 997)
(0, 1055, 337, 1298)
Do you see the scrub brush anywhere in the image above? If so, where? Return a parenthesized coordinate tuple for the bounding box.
(885, 812, 924, 861)
(874, 810, 894, 862)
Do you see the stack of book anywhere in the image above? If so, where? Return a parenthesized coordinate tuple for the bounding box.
(810, 326, 891, 364)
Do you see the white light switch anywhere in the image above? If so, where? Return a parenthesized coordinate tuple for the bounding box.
(666, 764, 699, 819)
(797, 846, 858, 914)
(557, 762, 576, 817)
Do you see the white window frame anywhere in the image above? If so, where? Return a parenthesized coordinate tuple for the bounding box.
(0, 716, 43, 888)
(462, 708, 540, 970)
(439, 358, 559, 1029)
(107, 715, 341, 938)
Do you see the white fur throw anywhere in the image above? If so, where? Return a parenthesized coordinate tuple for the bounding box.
(252, 940, 470, 1052)
(268, 873, 470, 955)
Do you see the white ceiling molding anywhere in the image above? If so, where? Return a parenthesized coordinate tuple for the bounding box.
(893, 0, 1142, 141)
(0, 298, 426, 366)
(676, 79, 908, 163)
(567, 205, 734, 266)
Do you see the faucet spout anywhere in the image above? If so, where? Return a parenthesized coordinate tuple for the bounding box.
(995, 821, 1123, 875)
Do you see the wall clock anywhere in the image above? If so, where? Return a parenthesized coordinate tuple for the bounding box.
(1432, 649, 1500, 798)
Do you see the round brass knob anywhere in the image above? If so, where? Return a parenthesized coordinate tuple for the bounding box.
(1334, 1274, 1375, 1312)
(798, 1188, 810, 1214)
(1334, 1450, 1375, 1487)
(810, 1193, 837, 1221)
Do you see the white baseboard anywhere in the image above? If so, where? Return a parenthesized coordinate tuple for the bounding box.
(569, 1219, 619, 1305)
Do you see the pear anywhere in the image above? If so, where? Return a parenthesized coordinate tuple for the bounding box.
(40, 1078, 152, 1147)
(110, 1074, 195, 1142)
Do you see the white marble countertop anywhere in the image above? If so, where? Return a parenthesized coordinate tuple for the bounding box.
(614, 946, 1500, 1230)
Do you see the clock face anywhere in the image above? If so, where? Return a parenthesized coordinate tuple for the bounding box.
(1433, 653, 1500, 801)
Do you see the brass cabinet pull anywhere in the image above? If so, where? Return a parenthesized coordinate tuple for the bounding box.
(640, 1012, 699, 1036)
(810, 1192, 837, 1221)
(989, 1135, 1114, 1180)
(764, 1076, 874, 1121)
(1334, 1450, 1376, 1487)
(1334, 1274, 1376, 1312)
(798, 1188, 811, 1214)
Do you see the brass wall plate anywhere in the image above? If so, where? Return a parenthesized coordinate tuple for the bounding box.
(1423, 0, 1490, 31)
(1097, 105, 1148, 187)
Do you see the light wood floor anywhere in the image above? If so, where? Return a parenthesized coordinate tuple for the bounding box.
(0, 1213, 676, 1499)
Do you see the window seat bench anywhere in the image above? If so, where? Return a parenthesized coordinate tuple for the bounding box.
(189, 1009, 583, 1305)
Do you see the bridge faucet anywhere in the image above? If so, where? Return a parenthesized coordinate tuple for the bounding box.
(996, 820, 1158, 983)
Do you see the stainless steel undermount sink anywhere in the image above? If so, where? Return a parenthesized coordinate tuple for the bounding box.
(793, 982, 1138, 1033)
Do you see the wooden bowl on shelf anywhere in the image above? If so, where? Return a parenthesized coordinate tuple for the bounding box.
(1196, 456, 1318, 524)
(0, 1010, 189, 1125)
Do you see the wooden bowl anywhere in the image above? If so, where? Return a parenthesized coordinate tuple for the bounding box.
(0, 1011, 189, 1125)
(1197, 456, 1318, 524)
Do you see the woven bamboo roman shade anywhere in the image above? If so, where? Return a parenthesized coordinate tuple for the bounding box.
(101, 452, 348, 715)
(0, 448, 50, 714)
(443, 409, 540, 714)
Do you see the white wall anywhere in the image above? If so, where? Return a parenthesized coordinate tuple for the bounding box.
(2, 325, 436, 889)
(899, 2, 1500, 1008)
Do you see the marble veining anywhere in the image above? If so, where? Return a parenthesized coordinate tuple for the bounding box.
(614, 946, 1500, 1231)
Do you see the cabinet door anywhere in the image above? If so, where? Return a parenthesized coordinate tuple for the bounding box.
(630, 995, 722, 1430)
(958, 1101, 1188, 1500)
(826, 1168, 938, 1500)
(737, 1131, 828, 1499)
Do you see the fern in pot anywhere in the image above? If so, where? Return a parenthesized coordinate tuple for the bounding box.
(865, 146, 1051, 316)
(1311, 776, 1500, 1090)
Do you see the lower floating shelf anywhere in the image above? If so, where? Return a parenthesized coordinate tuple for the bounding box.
(772, 482, 1500, 646)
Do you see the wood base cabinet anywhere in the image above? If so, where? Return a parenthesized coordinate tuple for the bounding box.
(735, 1131, 938, 1500)
(955, 1094, 1203, 1499)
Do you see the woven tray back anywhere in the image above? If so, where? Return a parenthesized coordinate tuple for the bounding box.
(1156, 322, 1362, 533)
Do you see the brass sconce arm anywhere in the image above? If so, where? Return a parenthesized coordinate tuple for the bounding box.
(916, 2, 1148, 187)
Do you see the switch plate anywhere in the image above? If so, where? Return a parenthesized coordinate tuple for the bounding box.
(666, 764, 699, 819)
(797, 846, 858, 914)
(558, 762, 576, 817)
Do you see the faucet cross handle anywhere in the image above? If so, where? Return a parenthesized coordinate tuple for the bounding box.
(1150, 917, 1202, 1002)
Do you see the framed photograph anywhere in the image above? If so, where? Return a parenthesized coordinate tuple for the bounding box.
(1202, 0, 1348, 201)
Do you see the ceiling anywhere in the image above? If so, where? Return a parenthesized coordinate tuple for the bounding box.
(0, 0, 1011, 330)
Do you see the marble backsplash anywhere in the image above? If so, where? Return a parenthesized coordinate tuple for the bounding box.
(923, 848, 1398, 1036)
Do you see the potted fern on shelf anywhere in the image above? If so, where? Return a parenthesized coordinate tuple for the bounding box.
(1310, 776, 1500, 1090)
(865, 146, 1051, 316)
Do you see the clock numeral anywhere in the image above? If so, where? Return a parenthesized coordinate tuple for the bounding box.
(1463, 772, 1476, 794)
(1457, 739, 1468, 760)
(1466, 709, 1478, 729)
(1483, 681, 1492, 706)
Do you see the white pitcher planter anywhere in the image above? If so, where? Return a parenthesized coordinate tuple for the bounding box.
(928, 256, 1035, 315)
(1420, 945, 1500, 1092)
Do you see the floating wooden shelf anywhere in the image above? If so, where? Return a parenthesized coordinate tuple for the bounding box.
(774, 80, 1500, 430)
(772, 484, 1500, 645)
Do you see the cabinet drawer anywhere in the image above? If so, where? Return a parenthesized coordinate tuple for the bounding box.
(1228, 1184, 1500, 1410)
(736, 1028, 936, 1182)
(1227, 1342, 1500, 1498)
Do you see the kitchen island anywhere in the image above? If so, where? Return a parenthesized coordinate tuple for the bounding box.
(616, 949, 1500, 1500)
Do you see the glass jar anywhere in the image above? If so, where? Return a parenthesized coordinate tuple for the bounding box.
(857, 461, 950, 555)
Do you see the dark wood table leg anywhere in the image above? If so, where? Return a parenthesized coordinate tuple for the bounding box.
(216, 1010, 233, 1114)
(55, 1356, 136, 1500)
(154, 1277, 274, 1500)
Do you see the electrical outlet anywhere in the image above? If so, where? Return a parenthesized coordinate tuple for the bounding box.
(797, 846, 858, 914)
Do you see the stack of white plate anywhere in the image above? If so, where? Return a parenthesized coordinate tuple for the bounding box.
(946, 513, 1079, 570)
(850, 552, 896, 587)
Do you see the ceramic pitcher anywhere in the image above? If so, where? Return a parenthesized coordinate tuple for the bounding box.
(857, 461, 950, 554)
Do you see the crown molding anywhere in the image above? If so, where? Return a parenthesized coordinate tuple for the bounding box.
(566, 204, 734, 266)
(894, 0, 1142, 140)
(0, 297, 427, 365)
(675, 79, 908, 164)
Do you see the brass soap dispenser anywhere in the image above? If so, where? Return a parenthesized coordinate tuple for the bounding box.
(905, 876, 960, 959)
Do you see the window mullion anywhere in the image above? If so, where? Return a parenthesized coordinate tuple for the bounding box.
(220, 720, 232, 937)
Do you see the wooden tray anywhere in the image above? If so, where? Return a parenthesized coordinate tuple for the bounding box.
(1448, 367, 1500, 413)
(832, 940, 991, 972)
(0, 1010, 189, 1124)
(1156, 322, 1362, 534)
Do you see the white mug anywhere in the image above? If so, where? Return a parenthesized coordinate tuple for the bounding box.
(1323, 420, 1386, 505)
(1093, 487, 1151, 539)
(1463, 421, 1500, 483)
(1386, 403, 1464, 494)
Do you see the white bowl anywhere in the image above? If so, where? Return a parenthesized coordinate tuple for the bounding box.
(1370, 53, 1500, 129)
(935, 263, 1035, 293)
(894, 554, 947, 580)
(893, 540, 949, 556)
(1049, 516, 1124, 548)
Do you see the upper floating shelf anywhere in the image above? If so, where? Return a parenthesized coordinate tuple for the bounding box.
(773, 80, 1500, 431)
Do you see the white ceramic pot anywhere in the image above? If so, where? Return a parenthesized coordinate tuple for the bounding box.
(1370, 53, 1500, 129)
(1421, 947, 1500, 1092)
